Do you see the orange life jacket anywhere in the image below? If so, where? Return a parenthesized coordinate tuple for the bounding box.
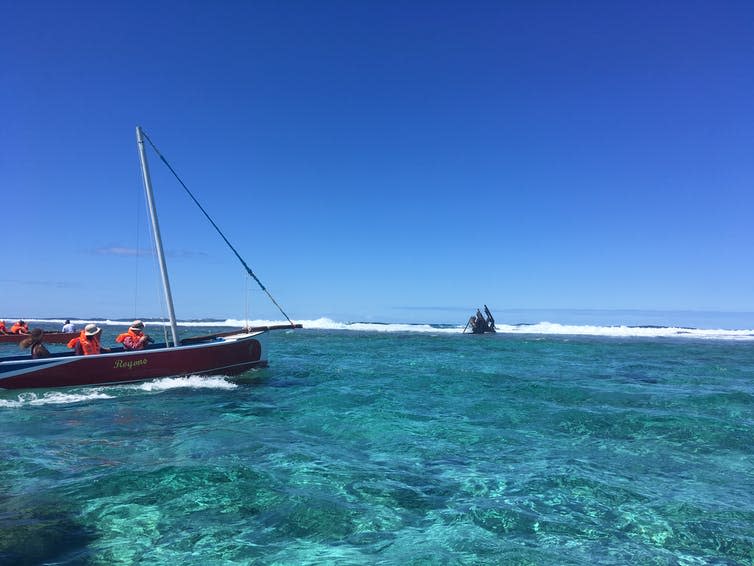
(67, 330, 101, 355)
(11, 322, 29, 334)
(116, 329, 146, 350)
(116, 329, 138, 343)
(0, 321, 6, 332)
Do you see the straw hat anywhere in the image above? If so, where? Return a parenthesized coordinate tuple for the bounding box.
(129, 320, 144, 331)
(84, 323, 101, 336)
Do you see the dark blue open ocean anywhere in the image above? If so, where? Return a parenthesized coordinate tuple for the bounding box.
(2, 322, 753, 564)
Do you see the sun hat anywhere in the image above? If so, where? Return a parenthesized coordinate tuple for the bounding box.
(84, 323, 101, 336)
(30, 328, 44, 339)
(129, 320, 144, 331)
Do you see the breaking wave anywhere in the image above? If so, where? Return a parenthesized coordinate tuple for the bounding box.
(12, 316, 754, 340)
(299, 318, 754, 340)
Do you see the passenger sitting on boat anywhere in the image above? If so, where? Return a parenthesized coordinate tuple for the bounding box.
(11, 320, 30, 334)
(19, 328, 51, 359)
(115, 320, 153, 350)
(0, 320, 7, 334)
(62, 319, 76, 333)
(67, 323, 109, 356)
(474, 309, 489, 333)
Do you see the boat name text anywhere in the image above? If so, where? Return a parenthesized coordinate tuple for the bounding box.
(114, 358, 148, 370)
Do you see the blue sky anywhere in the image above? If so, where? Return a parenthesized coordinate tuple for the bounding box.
(3, 1, 754, 325)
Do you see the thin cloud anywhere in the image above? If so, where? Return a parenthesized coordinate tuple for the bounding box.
(94, 247, 209, 258)
(0, 279, 79, 288)
(392, 306, 472, 312)
(95, 246, 145, 256)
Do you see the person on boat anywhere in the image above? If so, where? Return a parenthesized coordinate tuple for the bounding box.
(467, 311, 483, 334)
(11, 320, 30, 334)
(62, 319, 76, 333)
(115, 320, 153, 350)
(67, 323, 109, 356)
(474, 309, 489, 334)
(19, 328, 51, 359)
(0, 320, 7, 334)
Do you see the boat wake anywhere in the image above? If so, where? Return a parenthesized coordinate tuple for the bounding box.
(0, 390, 115, 408)
(122, 375, 238, 392)
(0, 375, 238, 408)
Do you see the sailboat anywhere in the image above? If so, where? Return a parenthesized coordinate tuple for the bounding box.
(0, 127, 299, 390)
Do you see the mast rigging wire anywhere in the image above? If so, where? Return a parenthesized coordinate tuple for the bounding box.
(140, 129, 295, 327)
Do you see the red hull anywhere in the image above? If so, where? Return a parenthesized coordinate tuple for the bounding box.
(0, 331, 267, 390)
(0, 331, 75, 344)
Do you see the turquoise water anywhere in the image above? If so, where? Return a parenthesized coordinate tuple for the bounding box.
(1, 328, 753, 564)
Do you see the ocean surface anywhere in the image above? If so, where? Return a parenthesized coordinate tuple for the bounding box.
(1, 319, 753, 565)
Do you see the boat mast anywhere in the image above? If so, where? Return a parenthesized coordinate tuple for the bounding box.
(136, 126, 180, 347)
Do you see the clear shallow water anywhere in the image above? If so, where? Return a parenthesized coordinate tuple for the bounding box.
(1, 328, 753, 565)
